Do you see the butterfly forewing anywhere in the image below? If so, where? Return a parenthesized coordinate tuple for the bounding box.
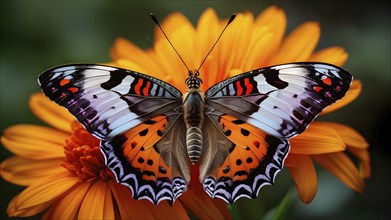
(38, 64, 182, 139)
(205, 62, 352, 139)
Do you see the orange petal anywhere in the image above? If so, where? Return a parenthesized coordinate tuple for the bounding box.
(7, 193, 53, 217)
(196, 7, 220, 65)
(269, 22, 320, 65)
(29, 93, 74, 133)
(12, 171, 78, 210)
(241, 26, 274, 70)
(255, 5, 286, 46)
(152, 26, 195, 92)
(1, 157, 63, 186)
(316, 122, 369, 149)
(254, 5, 287, 64)
(154, 12, 193, 41)
(1, 124, 66, 159)
(308, 46, 348, 66)
(290, 122, 345, 154)
(347, 147, 371, 178)
(108, 182, 157, 219)
(78, 181, 114, 220)
(42, 182, 92, 219)
(180, 185, 231, 220)
(312, 152, 365, 192)
(286, 154, 317, 204)
(109, 181, 190, 220)
(217, 12, 254, 77)
(145, 198, 189, 220)
(321, 80, 362, 114)
(110, 37, 162, 75)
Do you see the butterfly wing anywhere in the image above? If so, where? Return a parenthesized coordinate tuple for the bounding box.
(201, 62, 352, 203)
(205, 62, 352, 139)
(200, 108, 289, 203)
(101, 110, 188, 205)
(38, 64, 182, 140)
(39, 64, 189, 204)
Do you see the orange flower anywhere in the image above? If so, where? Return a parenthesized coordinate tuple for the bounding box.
(109, 6, 370, 204)
(0, 93, 231, 219)
(1, 5, 370, 219)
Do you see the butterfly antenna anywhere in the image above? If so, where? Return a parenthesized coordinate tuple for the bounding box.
(150, 13, 190, 73)
(196, 13, 236, 73)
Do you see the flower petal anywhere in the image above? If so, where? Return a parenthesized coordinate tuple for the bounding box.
(290, 122, 345, 154)
(145, 198, 189, 220)
(1, 124, 66, 159)
(269, 22, 320, 65)
(7, 193, 53, 217)
(316, 122, 369, 149)
(312, 152, 365, 192)
(79, 181, 114, 220)
(321, 80, 362, 114)
(42, 182, 92, 219)
(347, 147, 371, 178)
(217, 12, 254, 78)
(180, 185, 231, 220)
(12, 171, 78, 210)
(29, 93, 73, 133)
(254, 5, 287, 64)
(110, 181, 191, 220)
(152, 24, 196, 92)
(1, 157, 63, 186)
(308, 46, 348, 66)
(110, 37, 162, 75)
(241, 26, 274, 70)
(154, 12, 193, 41)
(286, 154, 317, 204)
(196, 8, 220, 64)
(108, 182, 157, 219)
(255, 5, 286, 44)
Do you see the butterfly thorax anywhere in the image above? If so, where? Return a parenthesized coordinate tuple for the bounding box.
(183, 70, 204, 165)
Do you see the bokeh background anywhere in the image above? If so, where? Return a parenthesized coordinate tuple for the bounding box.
(1, 1, 390, 219)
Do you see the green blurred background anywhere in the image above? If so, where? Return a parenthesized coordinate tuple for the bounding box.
(1, 1, 390, 219)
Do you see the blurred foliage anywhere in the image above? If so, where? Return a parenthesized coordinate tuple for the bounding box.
(1, 1, 390, 219)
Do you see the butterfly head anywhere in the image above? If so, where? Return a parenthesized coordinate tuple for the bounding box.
(185, 70, 203, 89)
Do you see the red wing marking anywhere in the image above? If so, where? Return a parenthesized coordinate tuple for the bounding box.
(243, 77, 253, 95)
(134, 78, 144, 95)
(143, 81, 151, 96)
(236, 80, 243, 96)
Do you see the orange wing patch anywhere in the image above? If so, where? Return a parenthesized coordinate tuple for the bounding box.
(203, 114, 290, 203)
(121, 115, 171, 181)
(217, 115, 271, 181)
(100, 114, 187, 205)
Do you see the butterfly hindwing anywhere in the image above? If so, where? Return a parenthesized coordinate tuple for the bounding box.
(38, 64, 182, 139)
(201, 109, 289, 203)
(205, 62, 352, 139)
(100, 109, 188, 204)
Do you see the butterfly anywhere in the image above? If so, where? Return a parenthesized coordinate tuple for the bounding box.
(38, 62, 352, 205)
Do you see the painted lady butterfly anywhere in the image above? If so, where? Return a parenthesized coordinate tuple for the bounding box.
(38, 13, 352, 205)
(38, 62, 352, 204)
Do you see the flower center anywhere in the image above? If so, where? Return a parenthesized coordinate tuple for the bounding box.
(61, 121, 114, 181)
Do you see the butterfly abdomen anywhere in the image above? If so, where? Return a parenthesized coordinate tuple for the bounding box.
(183, 91, 204, 164)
